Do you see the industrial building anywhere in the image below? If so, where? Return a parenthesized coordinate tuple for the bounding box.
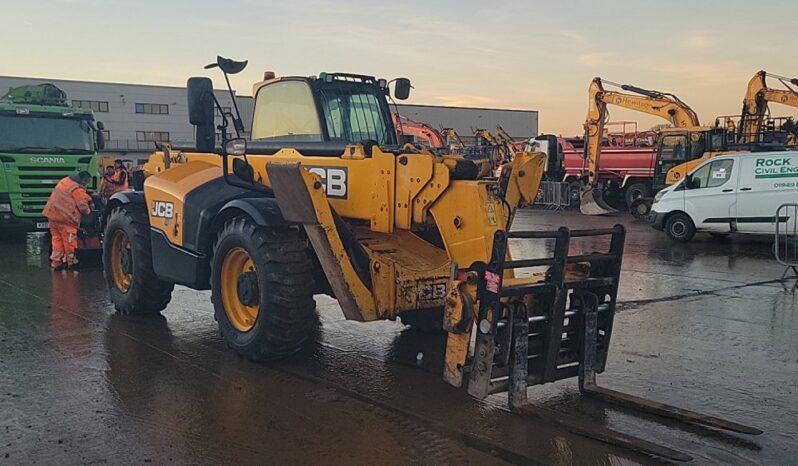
(0, 75, 538, 163)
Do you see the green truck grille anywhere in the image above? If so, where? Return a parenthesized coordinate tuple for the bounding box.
(3, 159, 97, 218)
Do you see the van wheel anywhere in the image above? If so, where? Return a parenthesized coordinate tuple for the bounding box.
(665, 213, 696, 242)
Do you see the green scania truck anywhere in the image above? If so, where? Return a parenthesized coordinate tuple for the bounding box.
(0, 83, 104, 232)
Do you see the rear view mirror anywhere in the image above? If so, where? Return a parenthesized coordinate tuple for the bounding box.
(187, 77, 215, 126)
(394, 78, 411, 100)
(95, 121, 105, 150)
(232, 158, 254, 183)
(187, 77, 216, 152)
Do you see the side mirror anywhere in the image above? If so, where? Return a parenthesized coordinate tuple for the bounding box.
(187, 77, 215, 126)
(684, 175, 695, 189)
(232, 158, 254, 183)
(394, 78, 411, 100)
(187, 77, 216, 152)
(95, 121, 105, 150)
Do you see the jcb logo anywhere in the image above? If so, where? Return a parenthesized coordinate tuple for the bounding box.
(418, 282, 447, 302)
(305, 166, 348, 199)
(151, 201, 174, 218)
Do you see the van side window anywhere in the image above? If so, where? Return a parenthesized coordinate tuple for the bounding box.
(690, 164, 711, 189)
(705, 159, 734, 188)
(689, 159, 734, 189)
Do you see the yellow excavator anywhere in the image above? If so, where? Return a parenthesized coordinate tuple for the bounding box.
(102, 57, 760, 460)
(650, 71, 798, 204)
(581, 77, 700, 215)
(581, 76, 792, 218)
(739, 70, 798, 143)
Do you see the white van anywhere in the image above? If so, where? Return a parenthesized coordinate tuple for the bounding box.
(650, 151, 798, 242)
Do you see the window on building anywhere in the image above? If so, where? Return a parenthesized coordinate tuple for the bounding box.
(215, 106, 232, 117)
(72, 100, 109, 112)
(136, 131, 170, 142)
(135, 103, 169, 115)
(101, 130, 111, 141)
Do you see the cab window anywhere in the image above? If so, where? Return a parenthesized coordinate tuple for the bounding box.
(689, 132, 707, 159)
(251, 81, 323, 142)
(688, 159, 734, 189)
(318, 89, 391, 144)
(659, 135, 688, 161)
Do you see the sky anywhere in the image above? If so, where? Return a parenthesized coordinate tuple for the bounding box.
(3, 0, 797, 135)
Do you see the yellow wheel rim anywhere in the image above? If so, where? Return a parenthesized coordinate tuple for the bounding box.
(110, 229, 132, 293)
(220, 247, 259, 332)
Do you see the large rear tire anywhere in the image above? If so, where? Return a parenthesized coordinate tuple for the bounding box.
(103, 206, 174, 314)
(211, 217, 316, 360)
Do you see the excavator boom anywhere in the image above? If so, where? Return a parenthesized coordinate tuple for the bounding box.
(740, 70, 798, 142)
(581, 77, 699, 215)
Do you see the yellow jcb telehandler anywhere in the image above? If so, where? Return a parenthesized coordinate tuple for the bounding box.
(102, 57, 760, 461)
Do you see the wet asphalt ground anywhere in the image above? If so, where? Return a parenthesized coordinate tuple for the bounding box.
(0, 208, 796, 465)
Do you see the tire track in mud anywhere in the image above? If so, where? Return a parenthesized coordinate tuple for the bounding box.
(0, 278, 543, 466)
(616, 278, 784, 311)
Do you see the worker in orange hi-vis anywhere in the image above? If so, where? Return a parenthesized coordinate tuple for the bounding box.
(42, 171, 94, 270)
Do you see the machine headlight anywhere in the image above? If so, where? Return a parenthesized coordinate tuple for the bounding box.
(653, 190, 665, 203)
(0, 203, 11, 212)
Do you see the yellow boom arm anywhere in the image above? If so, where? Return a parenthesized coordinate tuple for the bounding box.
(581, 77, 699, 215)
(740, 70, 798, 140)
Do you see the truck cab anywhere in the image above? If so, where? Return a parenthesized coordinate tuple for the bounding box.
(0, 84, 103, 232)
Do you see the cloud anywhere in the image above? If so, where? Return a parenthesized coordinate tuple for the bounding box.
(679, 33, 715, 50)
(577, 53, 617, 66)
(432, 95, 497, 107)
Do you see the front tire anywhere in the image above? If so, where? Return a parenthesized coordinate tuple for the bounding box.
(103, 206, 174, 314)
(665, 212, 696, 242)
(624, 182, 650, 207)
(211, 217, 316, 360)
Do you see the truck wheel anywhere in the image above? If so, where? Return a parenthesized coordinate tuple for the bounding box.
(104, 206, 174, 314)
(629, 198, 652, 219)
(665, 213, 696, 242)
(568, 181, 581, 208)
(625, 183, 650, 207)
(399, 308, 444, 333)
(211, 217, 316, 360)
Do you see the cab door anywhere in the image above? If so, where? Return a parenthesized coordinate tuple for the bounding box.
(736, 155, 798, 233)
(682, 158, 737, 233)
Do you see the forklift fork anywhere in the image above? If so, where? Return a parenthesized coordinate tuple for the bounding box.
(465, 225, 761, 461)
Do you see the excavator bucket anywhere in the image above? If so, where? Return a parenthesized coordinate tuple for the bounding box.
(579, 185, 617, 215)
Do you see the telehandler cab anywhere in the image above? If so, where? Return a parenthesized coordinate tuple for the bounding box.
(103, 57, 760, 461)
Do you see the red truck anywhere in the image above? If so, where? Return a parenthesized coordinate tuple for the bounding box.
(561, 137, 655, 207)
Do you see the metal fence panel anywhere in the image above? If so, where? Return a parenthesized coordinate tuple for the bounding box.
(774, 203, 798, 285)
(534, 181, 570, 210)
